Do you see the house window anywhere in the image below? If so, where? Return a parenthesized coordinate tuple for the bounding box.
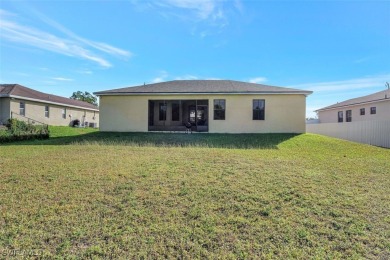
(370, 107, 376, 114)
(360, 108, 365, 115)
(214, 99, 225, 120)
(19, 102, 25, 116)
(45, 105, 50, 118)
(346, 110, 352, 122)
(159, 102, 167, 121)
(253, 99, 265, 120)
(338, 111, 343, 122)
(62, 108, 66, 119)
(172, 102, 180, 121)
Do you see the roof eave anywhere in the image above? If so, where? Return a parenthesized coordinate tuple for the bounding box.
(315, 98, 390, 112)
(7, 95, 99, 111)
(94, 91, 313, 96)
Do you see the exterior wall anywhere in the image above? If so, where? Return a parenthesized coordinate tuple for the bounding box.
(9, 98, 99, 126)
(99, 94, 307, 133)
(0, 97, 11, 124)
(318, 100, 390, 123)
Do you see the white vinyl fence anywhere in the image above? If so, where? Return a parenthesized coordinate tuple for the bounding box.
(306, 120, 390, 148)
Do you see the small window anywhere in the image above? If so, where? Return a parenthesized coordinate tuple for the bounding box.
(159, 102, 167, 121)
(213, 99, 225, 120)
(360, 108, 365, 116)
(45, 105, 50, 118)
(62, 108, 66, 119)
(172, 102, 180, 121)
(253, 99, 265, 120)
(346, 110, 352, 122)
(19, 102, 25, 116)
(370, 107, 376, 114)
(338, 111, 343, 122)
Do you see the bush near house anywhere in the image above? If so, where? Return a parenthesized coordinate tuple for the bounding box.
(0, 119, 49, 143)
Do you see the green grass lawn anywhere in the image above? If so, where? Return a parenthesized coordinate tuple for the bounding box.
(1, 127, 389, 258)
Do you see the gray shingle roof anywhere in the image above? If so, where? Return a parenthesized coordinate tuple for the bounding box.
(316, 89, 390, 111)
(94, 80, 313, 95)
(0, 84, 99, 110)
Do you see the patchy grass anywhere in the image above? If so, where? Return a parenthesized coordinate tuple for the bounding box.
(0, 127, 389, 258)
(16, 126, 296, 149)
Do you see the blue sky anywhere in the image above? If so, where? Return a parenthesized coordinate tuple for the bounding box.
(1, 0, 389, 117)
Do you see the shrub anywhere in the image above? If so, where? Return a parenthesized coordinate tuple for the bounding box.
(0, 119, 50, 143)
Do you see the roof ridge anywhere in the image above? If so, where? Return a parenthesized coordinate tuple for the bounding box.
(0, 84, 17, 95)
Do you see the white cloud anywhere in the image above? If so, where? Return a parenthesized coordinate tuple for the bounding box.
(249, 77, 267, 84)
(164, 0, 216, 20)
(41, 80, 57, 85)
(52, 77, 73, 81)
(233, 0, 244, 14)
(174, 74, 198, 80)
(151, 71, 169, 83)
(90, 42, 131, 58)
(152, 77, 166, 83)
(200, 31, 209, 38)
(133, 0, 242, 36)
(0, 9, 16, 17)
(290, 74, 390, 92)
(0, 9, 131, 67)
(78, 69, 93, 75)
(150, 71, 222, 83)
(354, 57, 371, 64)
(32, 11, 131, 59)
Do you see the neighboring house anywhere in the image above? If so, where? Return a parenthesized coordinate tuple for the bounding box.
(0, 84, 99, 127)
(94, 80, 312, 133)
(307, 89, 390, 148)
(315, 89, 390, 123)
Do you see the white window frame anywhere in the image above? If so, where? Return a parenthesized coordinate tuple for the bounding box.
(62, 108, 66, 119)
(45, 105, 50, 118)
(19, 102, 25, 116)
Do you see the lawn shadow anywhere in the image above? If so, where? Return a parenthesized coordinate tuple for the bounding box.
(4, 131, 300, 149)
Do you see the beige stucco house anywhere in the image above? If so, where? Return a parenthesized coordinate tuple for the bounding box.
(94, 80, 312, 133)
(315, 89, 390, 123)
(0, 84, 99, 127)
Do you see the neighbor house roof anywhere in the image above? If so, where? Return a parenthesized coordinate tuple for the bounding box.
(0, 84, 99, 111)
(94, 80, 313, 96)
(316, 89, 390, 112)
